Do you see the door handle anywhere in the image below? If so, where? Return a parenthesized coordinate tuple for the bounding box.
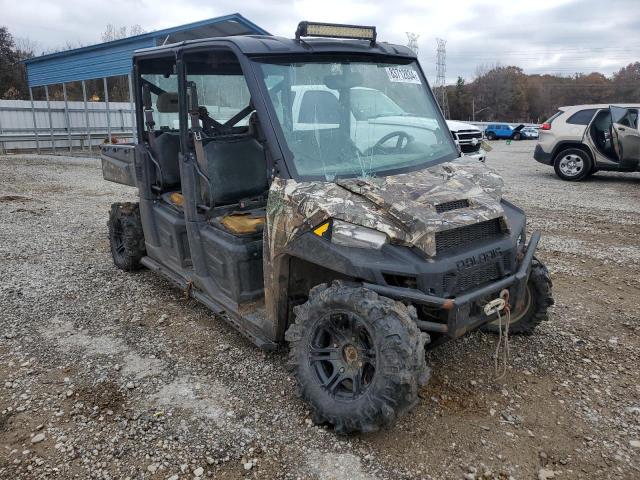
(618, 127, 626, 131)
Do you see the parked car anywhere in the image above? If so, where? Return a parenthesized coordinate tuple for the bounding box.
(520, 126, 539, 139)
(485, 123, 525, 140)
(447, 120, 487, 162)
(289, 85, 487, 162)
(533, 104, 640, 181)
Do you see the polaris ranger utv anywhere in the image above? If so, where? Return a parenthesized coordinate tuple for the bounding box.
(102, 22, 553, 433)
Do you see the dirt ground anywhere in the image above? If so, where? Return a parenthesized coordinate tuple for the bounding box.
(1, 142, 639, 480)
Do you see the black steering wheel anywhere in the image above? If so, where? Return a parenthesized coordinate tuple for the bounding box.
(372, 131, 414, 152)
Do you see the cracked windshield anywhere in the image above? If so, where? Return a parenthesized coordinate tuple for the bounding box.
(258, 60, 457, 180)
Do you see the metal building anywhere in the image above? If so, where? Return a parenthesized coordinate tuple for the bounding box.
(11, 13, 268, 154)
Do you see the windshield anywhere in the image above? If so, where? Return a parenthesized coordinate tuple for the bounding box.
(256, 59, 457, 180)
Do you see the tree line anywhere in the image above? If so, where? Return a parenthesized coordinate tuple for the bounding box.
(441, 63, 640, 123)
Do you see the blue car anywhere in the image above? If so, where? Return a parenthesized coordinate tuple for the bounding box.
(485, 123, 525, 140)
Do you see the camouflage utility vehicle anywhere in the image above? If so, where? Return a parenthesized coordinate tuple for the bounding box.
(102, 22, 553, 433)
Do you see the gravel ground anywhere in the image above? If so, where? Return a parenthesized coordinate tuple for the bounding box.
(1, 142, 639, 480)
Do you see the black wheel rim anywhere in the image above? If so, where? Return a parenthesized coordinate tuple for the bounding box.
(112, 220, 126, 259)
(309, 312, 376, 401)
(488, 284, 532, 326)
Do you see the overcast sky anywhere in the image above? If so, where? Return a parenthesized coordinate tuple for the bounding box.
(2, 0, 639, 83)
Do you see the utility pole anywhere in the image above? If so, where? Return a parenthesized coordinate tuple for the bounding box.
(406, 32, 419, 56)
(472, 98, 490, 122)
(435, 38, 450, 119)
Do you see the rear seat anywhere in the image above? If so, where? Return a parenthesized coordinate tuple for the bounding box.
(153, 131, 181, 190)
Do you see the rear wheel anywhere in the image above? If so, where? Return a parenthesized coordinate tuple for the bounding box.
(285, 281, 430, 433)
(553, 148, 592, 181)
(482, 257, 553, 335)
(108, 202, 145, 271)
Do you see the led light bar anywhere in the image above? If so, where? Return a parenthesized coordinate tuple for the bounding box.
(295, 21, 377, 44)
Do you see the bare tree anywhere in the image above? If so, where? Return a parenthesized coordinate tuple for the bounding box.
(14, 37, 38, 59)
(101, 24, 145, 42)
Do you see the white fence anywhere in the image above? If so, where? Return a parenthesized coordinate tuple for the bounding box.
(0, 99, 135, 154)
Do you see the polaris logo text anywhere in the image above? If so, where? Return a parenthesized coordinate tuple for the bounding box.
(456, 248, 502, 270)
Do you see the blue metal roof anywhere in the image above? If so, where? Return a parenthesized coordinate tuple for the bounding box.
(24, 13, 269, 87)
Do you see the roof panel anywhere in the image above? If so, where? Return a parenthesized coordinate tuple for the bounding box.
(24, 13, 268, 87)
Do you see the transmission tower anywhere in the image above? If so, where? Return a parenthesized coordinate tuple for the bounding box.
(435, 38, 450, 119)
(406, 32, 419, 56)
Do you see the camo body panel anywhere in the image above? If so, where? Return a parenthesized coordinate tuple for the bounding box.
(266, 157, 506, 258)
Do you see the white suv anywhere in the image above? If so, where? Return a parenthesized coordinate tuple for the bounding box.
(534, 104, 640, 181)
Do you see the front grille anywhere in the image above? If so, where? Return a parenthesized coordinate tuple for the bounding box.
(454, 130, 482, 154)
(460, 143, 481, 154)
(455, 130, 482, 141)
(435, 199, 469, 213)
(435, 218, 503, 254)
(443, 261, 502, 294)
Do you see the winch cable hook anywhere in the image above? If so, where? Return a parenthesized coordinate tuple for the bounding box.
(485, 289, 511, 380)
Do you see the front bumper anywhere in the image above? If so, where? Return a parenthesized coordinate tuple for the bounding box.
(463, 150, 487, 162)
(363, 231, 540, 339)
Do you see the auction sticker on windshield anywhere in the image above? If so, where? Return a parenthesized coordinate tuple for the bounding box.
(385, 66, 421, 84)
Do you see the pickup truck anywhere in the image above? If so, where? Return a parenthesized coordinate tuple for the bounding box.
(290, 85, 487, 162)
(447, 120, 487, 162)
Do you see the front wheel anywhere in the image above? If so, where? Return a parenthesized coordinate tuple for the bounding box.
(482, 257, 553, 335)
(285, 281, 430, 434)
(513, 132, 521, 140)
(486, 131, 496, 140)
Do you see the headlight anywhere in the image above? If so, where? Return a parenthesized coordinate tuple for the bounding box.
(313, 219, 388, 250)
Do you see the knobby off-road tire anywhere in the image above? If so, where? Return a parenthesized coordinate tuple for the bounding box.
(108, 202, 146, 271)
(285, 281, 431, 434)
(482, 257, 554, 335)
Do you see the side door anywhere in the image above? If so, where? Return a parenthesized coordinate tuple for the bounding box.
(581, 108, 616, 166)
(135, 54, 192, 273)
(178, 47, 267, 313)
(610, 106, 640, 170)
(498, 124, 511, 138)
